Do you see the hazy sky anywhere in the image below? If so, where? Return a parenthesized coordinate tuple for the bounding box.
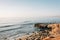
(0, 0, 60, 18)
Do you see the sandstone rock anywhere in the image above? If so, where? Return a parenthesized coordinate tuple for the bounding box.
(16, 31, 49, 40)
(47, 24, 60, 35)
(43, 34, 60, 40)
(16, 35, 30, 40)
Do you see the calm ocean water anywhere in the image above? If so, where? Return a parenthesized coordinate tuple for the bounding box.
(0, 17, 60, 40)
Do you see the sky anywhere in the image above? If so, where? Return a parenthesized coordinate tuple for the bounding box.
(0, 0, 60, 18)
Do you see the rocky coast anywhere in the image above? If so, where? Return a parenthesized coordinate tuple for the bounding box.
(16, 23, 60, 40)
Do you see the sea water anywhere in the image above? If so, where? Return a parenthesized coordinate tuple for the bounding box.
(0, 17, 60, 40)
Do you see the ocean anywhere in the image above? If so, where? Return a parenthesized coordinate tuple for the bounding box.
(0, 17, 60, 40)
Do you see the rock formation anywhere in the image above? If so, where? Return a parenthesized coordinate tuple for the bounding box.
(47, 24, 60, 35)
(16, 23, 60, 40)
(43, 34, 60, 40)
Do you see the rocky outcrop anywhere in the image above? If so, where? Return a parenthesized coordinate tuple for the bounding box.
(34, 23, 48, 28)
(47, 24, 60, 35)
(16, 23, 60, 40)
(34, 23, 60, 34)
(34, 23, 52, 31)
(16, 31, 49, 40)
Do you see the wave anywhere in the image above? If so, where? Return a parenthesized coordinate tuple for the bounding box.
(0, 26, 23, 32)
(0, 24, 22, 28)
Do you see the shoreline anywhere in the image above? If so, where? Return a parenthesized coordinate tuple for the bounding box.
(16, 23, 60, 40)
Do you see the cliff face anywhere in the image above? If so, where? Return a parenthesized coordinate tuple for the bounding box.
(48, 24, 60, 35)
(43, 24, 60, 40)
(16, 23, 60, 40)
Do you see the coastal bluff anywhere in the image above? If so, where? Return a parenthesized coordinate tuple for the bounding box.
(16, 23, 60, 40)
